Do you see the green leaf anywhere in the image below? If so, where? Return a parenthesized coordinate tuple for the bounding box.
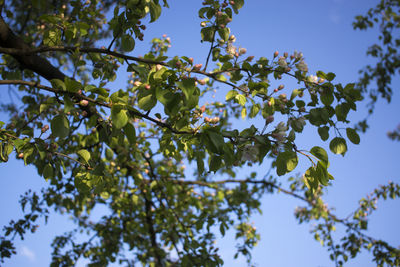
(326, 72, 336, 81)
(310, 146, 329, 166)
(249, 104, 260, 118)
(232, 0, 244, 10)
(329, 137, 347, 156)
(149, 1, 162, 22)
(50, 79, 66, 91)
(206, 131, 225, 154)
(346, 128, 360, 144)
(138, 94, 156, 111)
(43, 29, 61, 46)
(111, 106, 128, 129)
(77, 149, 91, 164)
(316, 70, 327, 79)
(177, 78, 196, 101)
(290, 89, 302, 100)
(218, 27, 230, 42)
(124, 123, 136, 145)
(196, 153, 205, 174)
(0, 142, 13, 162)
(320, 92, 334, 106)
(335, 103, 350, 122)
(201, 27, 214, 42)
(226, 90, 238, 101)
(316, 161, 329, 186)
(209, 155, 222, 172)
(121, 34, 135, 52)
(51, 114, 70, 139)
(276, 151, 298, 176)
(318, 126, 329, 141)
(43, 163, 54, 181)
(105, 148, 114, 160)
(64, 78, 82, 93)
(304, 166, 319, 191)
(198, 7, 210, 18)
(241, 107, 247, 119)
(235, 94, 246, 106)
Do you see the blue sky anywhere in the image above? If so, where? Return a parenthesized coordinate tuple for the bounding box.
(1, 0, 399, 266)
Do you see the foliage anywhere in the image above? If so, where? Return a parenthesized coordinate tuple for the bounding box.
(0, 0, 398, 266)
(353, 0, 400, 133)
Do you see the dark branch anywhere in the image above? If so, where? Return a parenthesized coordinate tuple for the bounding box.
(0, 15, 66, 81)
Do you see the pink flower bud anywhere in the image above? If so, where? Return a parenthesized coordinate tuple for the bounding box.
(238, 47, 247, 55)
(144, 84, 151, 90)
(41, 124, 49, 133)
(246, 56, 254, 61)
(79, 100, 89, 106)
(274, 51, 279, 58)
(193, 64, 202, 71)
(211, 117, 220, 123)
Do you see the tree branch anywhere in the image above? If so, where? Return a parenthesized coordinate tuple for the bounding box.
(0, 79, 194, 135)
(0, 15, 66, 81)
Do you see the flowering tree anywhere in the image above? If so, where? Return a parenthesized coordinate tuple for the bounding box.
(0, 0, 399, 266)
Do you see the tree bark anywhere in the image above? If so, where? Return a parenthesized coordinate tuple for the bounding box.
(0, 8, 65, 81)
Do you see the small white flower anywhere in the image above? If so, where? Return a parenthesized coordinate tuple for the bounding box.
(308, 75, 318, 83)
(278, 57, 287, 68)
(241, 144, 259, 162)
(294, 50, 303, 59)
(276, 122, 288, 132)
(229, 35, 236, 43)
(296, 60, 308, 72)
(298, 116, 306, 125)
(271, 132, 286, 142)
(226, 44, 236, 56)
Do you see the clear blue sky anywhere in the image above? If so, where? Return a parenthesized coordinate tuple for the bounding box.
(1, 1, 399, 266)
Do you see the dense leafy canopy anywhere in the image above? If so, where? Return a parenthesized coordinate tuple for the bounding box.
(0, 0, 399, 266)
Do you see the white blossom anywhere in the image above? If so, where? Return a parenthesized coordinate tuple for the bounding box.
(308, 75, 318, 83)
(226, 44, 236, 56)
(241, 144, 259, 162)
(296, 60, 308, 72)
(276, 122, 288, 132)
(293, 50, 303, 60)
(277, 56, 287, 68)
(272, 122, 288, 143)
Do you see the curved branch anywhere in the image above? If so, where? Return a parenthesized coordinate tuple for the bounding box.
(0, 79, 194, 135)
(0, 15, 66, 81)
